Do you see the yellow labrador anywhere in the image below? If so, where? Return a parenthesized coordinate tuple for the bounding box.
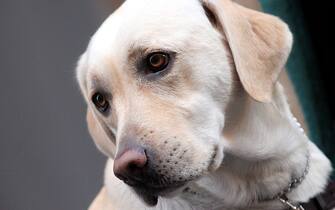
(76, 0, 332, 209)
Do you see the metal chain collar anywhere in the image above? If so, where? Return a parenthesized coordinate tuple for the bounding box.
(275, 151, 311, 210)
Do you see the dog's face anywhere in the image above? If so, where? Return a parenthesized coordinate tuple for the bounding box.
(77, 0, 292, 206)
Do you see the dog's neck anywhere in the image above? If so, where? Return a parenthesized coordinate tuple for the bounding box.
(183, 84, 332, 210)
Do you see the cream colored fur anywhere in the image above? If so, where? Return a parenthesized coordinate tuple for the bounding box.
(76, 0, 332, 209)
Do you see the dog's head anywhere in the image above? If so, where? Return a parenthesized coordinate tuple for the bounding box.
(76, 0, 292, 206)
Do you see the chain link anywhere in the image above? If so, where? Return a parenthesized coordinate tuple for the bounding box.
(278, 196, 305, 210)
(275, 151, 310, 209)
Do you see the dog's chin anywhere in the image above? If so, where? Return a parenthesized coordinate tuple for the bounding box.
(133, 184, 187, 206)
(137, 192, 159, 206)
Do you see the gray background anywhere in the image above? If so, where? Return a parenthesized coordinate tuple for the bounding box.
(0, 1, 117, 209)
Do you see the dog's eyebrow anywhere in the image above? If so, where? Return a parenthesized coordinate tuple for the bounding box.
(127, 46, 148, 61)
(90, 75, 102, 89)
(89, 75, 111, 95)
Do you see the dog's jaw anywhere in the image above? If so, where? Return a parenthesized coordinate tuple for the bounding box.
(133, 183, 190, 206)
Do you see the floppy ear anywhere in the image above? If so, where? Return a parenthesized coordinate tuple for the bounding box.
(87, 108, 116, 158)
(202, 0, 293, 102)
(76, 53, 116, 158)
(76, 53, 89, 99)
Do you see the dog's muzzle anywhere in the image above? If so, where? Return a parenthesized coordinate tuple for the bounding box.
(113, 145, 186, 206)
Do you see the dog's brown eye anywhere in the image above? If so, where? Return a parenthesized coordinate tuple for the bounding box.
(92, 92, 109, 113)
(147, 52, 170, 73)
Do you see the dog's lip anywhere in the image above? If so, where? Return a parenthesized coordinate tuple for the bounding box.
(207, 145, 221, 171)
(121, 175, 187, 191)
(131, 181, 186, 194)
(132, 183, 187, 206)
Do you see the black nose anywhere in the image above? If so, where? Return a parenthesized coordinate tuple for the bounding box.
(113, 146, 148, 185)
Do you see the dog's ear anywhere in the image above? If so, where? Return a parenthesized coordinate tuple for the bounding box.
(76, 53, 89, 99)
(77, 54, 116, 158)
(202, 0, 293, 102)
(87, 108, 116, 158)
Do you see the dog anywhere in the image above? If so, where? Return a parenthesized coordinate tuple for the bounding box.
(76, 0, 332, 209)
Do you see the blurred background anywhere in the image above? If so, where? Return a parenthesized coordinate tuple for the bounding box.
(0, 0, 333, 210)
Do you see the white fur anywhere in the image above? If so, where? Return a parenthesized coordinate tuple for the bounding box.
(101, 85, 332, 210)
(76, 0, 333, 209)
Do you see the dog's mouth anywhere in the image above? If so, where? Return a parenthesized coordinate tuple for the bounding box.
(124, 146, 220, 206)
(131, 182, 187, 206)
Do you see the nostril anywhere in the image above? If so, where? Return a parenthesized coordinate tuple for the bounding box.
(128, 161, 143, 173)
(128, 153, 147, 171)
(128, 162, 137, 170)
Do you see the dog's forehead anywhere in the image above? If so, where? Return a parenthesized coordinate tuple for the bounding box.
(87, 0, 208, 66)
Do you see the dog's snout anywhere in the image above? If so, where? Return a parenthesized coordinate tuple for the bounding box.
(113, 146, 148, 184)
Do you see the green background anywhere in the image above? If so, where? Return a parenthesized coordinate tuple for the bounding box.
(260, 0, 335, 175)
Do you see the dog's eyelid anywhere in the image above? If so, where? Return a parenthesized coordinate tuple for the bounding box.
(144, 49, 177, 56)
(90, 89, 113, 101)
(128, 45, 178, 59)
(138, 51, 176, 79)
(88, 76, 112, 99)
